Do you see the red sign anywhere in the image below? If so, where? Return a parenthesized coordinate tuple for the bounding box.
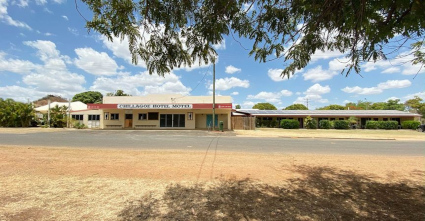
(87, 104, 117, 109)
(87, 103, 232, 109)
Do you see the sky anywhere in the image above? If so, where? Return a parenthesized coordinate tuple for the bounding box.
(0, 0, 424, 110)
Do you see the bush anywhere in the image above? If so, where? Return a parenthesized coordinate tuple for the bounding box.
(365, 121, 398, 130)
(401, 121, 421, 130)
(377, 121, 398, 130)
(319, 120, 331, 129)
(305, 116, 317, 129)
(333, 120, 350, 129)
(73, 121, 87, 129)
(365, 121, 379, 129)
(280, 119, 299, 129)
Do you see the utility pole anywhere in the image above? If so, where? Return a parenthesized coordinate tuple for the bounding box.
(47, 99, 51, 128)
(212, 60, 216, 131)
(306, 98, 309, 109)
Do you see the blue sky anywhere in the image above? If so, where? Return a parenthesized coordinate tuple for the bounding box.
(0, 0, 424, 109)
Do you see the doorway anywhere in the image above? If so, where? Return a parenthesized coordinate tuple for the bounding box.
(125, 114, 133, 128)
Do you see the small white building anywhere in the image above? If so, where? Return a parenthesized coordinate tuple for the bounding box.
(71, 94, 232, 130)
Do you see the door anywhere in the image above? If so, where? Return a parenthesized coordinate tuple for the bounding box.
(298, 118, 304, 128)
(206, 114, 218, 128)
(125, 114, 133, 128)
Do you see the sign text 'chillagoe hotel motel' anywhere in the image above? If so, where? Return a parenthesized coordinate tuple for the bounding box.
(117, 104, 193, 109)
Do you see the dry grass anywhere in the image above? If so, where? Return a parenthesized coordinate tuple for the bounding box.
(1, 145, 424, 220)
(235, 128, 425, 141)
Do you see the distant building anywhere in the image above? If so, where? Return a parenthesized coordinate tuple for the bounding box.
(70, 94, 232, 129)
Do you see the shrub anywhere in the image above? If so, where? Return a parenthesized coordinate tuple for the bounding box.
(319, 120, 331, 129)
(305, 116, 317, 129)
(377, 121, 398, 130)
(365, 121, 379, 129)
(401, 121, 421, 130)
(333, 120, 350, 129)
(280, 119, 299, 129)
(73, 121, 87, 129)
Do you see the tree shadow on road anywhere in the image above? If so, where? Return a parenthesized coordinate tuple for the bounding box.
(119, 166, 424, 220)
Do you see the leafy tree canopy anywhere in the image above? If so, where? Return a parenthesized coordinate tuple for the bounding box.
(316, 104, 345, 110)
(405, 96, 425, 117)
(72, 91, 103, 104)
(252, 102, 277, 110)
(81, 0, 425, 78)
(106, 90, 131, 96)
(0, 98, 34, 127)
(285, 104, 308, 110)
(235, 104, 241, 109)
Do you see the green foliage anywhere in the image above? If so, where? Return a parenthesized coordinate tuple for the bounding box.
(304, 116, 317, 129)
(365, 121, 398, 130)
(106, 90, 131, 96)
(252, 103, 277, 110)
(405, 96, 425, 118)
(280, 119, 299, 129)
(365, 121, 379, 129)
(73, 121, 87, 129)
(82, 0, 425, 78)
(401, 121, 421, 130)
(0, 98, 34, 127)
(317, 105, 345, 110)
(49, 105, 68, 128)
(72, 91, 103, 104)
(235, 104, 241, 109)
(318, 120, 331, 129)
(333, 120, 350, 129)
(285, 104, 308, 110)
(347, 116, 358, 125)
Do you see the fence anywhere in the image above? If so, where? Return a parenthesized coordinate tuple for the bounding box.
(231, 116, 256, 130)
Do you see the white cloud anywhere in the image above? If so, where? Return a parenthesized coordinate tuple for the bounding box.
(225, 65, 241, 74)
(14, 0, 29, 7)
(304, 83, 330, 95)
(303, 66, 338, 82)
(90, 71, 191, 96)
(35, 0, 47, 5)
(4, 40, 87, 97)
(212, 39, 226, 50)
(0, 52, 41, 74)
(310, 50, 343, 62)
(247, 90, 292, 103)
(294, 94, 329, 105)
(62, 15, 68, 21)
(242, 101, 255, 109)
(377, 79, 411, 90)
(208, 77, 249, 91)
(231, 91, 239, 95)
(385, 96, 399, 101)
(68, 27, 78, 36)
(0, 85, 47, 102)
(328, 58, 350, 71)
(0, 0, 31, 30)
(74, 48, 121, 76)
(267, 69, 289, 82)
(341, 79, 411, 95)
(341, 86, 383, 95)
(403, 91, 425, 100)
(242, 3, 254, 12)
(382, 67, 400, 74)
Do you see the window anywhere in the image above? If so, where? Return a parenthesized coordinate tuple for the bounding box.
(339, 118, 344, 120)
(262, 117, 272, 121)
(88, 115, 100, 121)
(160, 114, 185, 127)
(383, 118, 388, 121)
(111, 113, 119, 120)
(104, 112, 109, 120)
(373, 118, 378, 121)
(148, 112, 159, 120)
(72, 114, 83, 120)
(138, 113, 147, 120)
(330, 118, 335, 121)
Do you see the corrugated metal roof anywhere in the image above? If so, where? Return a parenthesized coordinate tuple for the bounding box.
(235, 109, 421, 117)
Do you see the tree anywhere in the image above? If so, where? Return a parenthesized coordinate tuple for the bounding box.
(72, 91, 103, 104)
(384, 99, 405, 111)
(316, 104, 345, 110)
(235, 104, 241, 109)
(405, 96, 425, 117)
(285, 104, 308, 110)
(252, 103, 277, 110)
(0, 98, 34, 127)
(81, 0, 425, 78)
(106, 90, 131, 96)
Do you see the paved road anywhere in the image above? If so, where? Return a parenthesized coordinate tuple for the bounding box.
(0, 130, 423, 156)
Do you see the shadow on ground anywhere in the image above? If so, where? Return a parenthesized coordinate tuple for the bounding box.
(119, 166, 424, 220)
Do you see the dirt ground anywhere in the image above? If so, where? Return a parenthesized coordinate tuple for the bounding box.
(1, 141, 424, 220)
